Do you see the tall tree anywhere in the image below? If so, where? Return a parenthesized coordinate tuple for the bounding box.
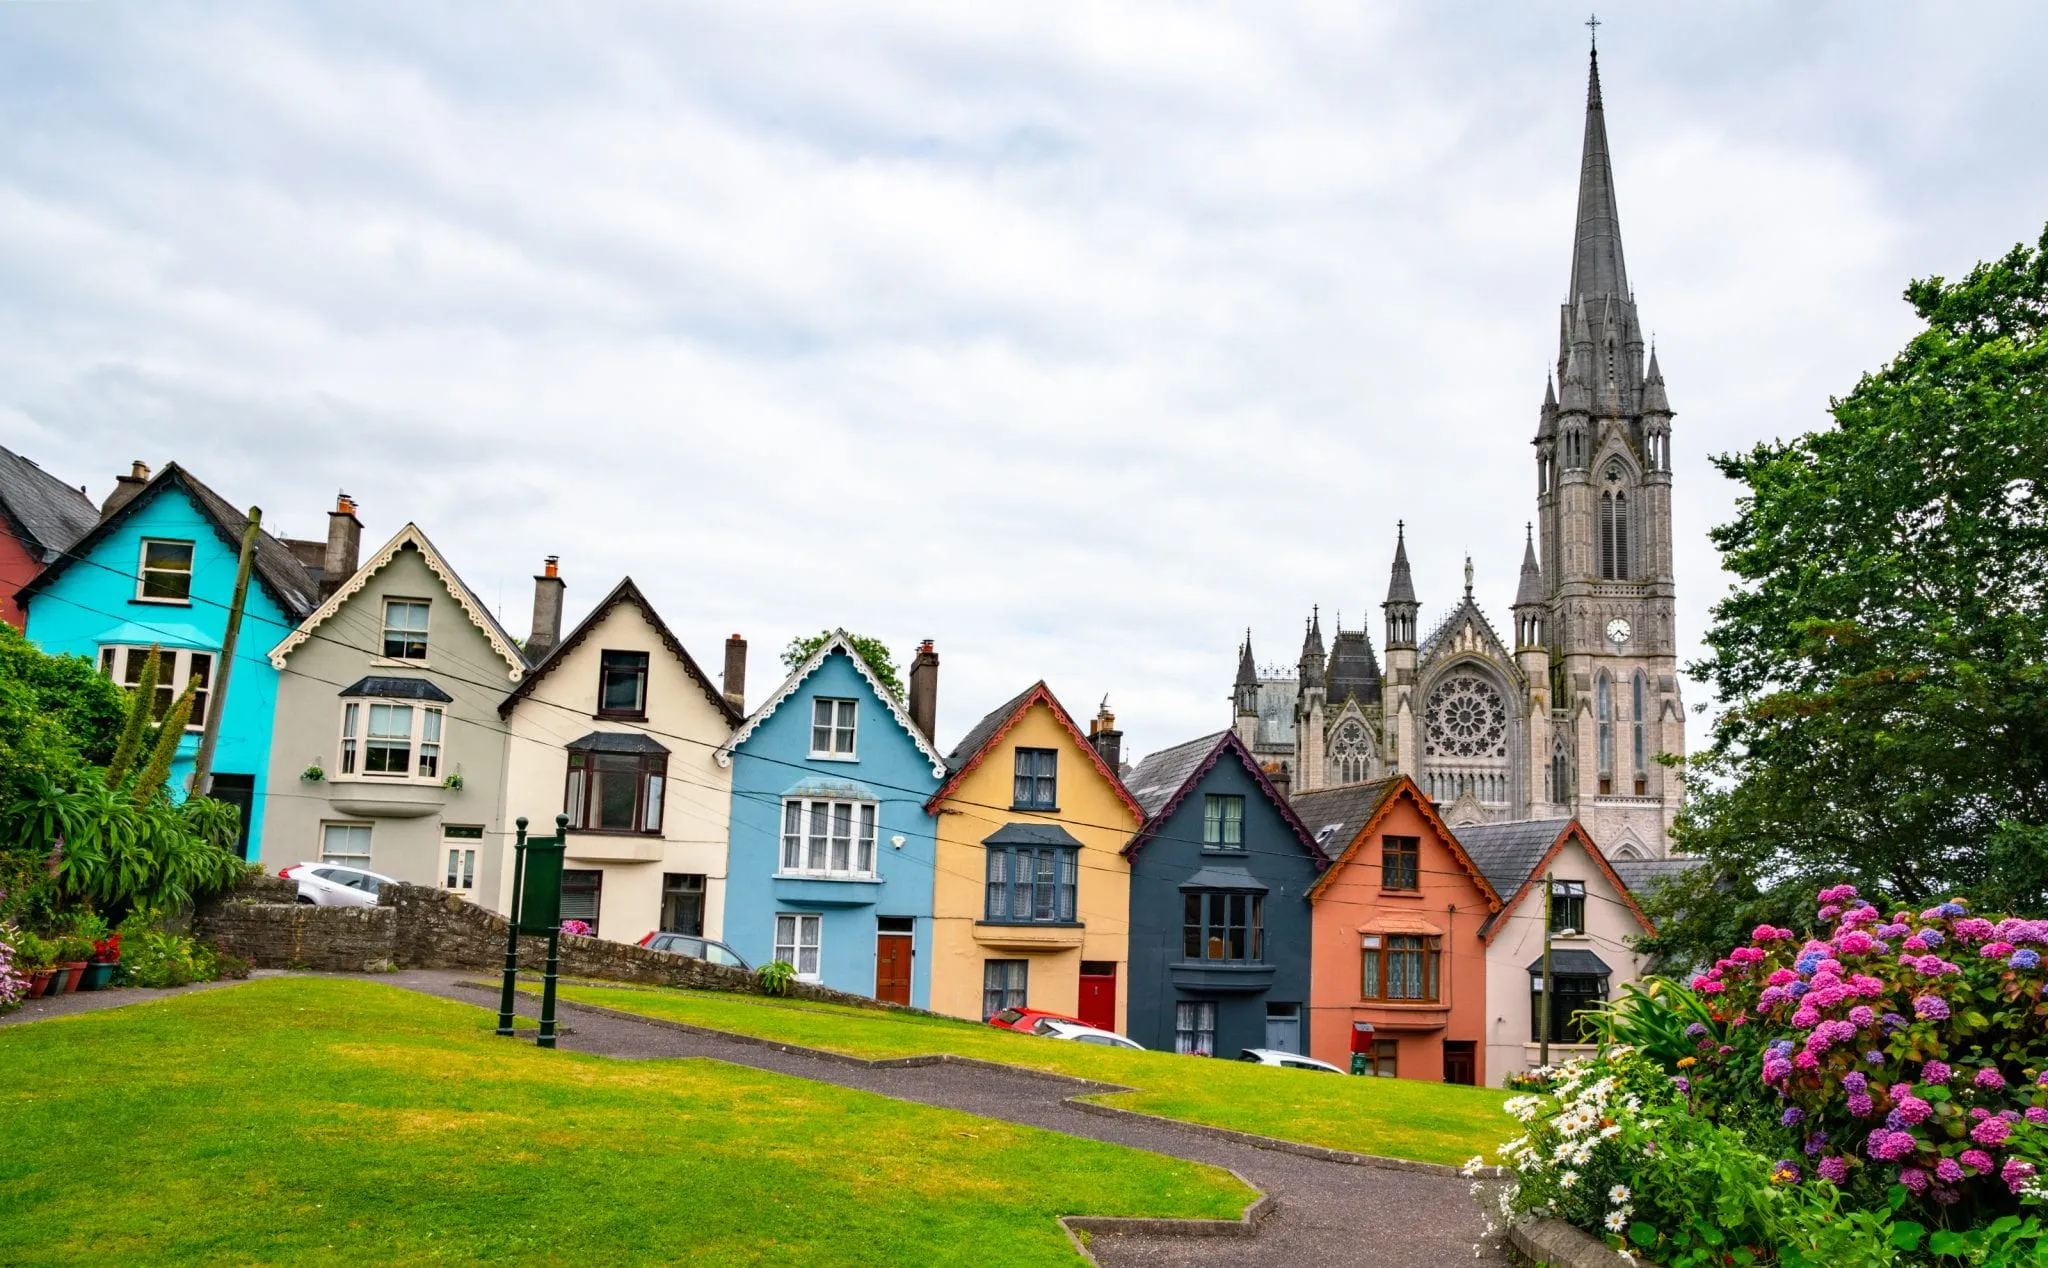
(1643, 226, 2048, 964)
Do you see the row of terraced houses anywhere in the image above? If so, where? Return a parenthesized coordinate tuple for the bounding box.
(2, 450, 1665, 1087)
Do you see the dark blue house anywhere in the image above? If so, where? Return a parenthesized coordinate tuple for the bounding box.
(1122, 730, 1325, 1057)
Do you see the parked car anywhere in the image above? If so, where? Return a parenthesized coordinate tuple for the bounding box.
(283, 862, 400, 908)
(1237, 1048, 1347, 1074)
(638, 931, 752, 972)
(987, 1006, 1086, 1032)
(1036, 1019, 1145, 1049)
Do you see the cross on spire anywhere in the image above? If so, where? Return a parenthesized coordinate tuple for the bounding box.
(1585, 12, 1599, 48)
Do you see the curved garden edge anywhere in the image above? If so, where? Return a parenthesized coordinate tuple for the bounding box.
(1508, 1217, 1659, 1267)
(1060, 1187, 1276, 1264)
(481, 982, 1509, 1179)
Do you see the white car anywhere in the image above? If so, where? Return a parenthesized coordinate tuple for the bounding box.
(1238, 1048, 1347, 1074)
(282, 862, 399, 908)
(1034, 1018, 1146, 1049)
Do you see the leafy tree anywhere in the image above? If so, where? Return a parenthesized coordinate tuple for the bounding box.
(1641, 225, 2048, 965)
(781, 631, 904, 700)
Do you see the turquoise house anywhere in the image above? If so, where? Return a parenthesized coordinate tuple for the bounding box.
(716, 633, 947, 1006)
(18, 463, 320, 855)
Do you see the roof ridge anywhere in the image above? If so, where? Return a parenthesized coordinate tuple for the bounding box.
(501, 575, 740, 725)
(716, 629, 947, 778)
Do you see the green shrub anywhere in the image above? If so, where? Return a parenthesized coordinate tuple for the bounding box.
(755, 960, 797, 997)
(116, 911, 220, 989)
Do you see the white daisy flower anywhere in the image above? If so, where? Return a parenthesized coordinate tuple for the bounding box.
(1608, 1185, 1631, 1204)
(1461, 1155, 1486, 1177)
(1605, 1210, 1629, 1233)
(1560, 1171, 1580, 1189)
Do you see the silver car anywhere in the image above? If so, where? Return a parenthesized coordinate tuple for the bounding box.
(1238, 1048, 1347, 1074)
(283, 862, 399, 908)
(640, 931, 752, 971)
(1035, 1018, 1146, 1049)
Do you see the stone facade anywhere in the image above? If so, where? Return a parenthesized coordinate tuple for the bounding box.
(1231, 48, 1683, 862)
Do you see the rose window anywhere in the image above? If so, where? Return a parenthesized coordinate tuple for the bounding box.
(1423, 675, 1509, 759)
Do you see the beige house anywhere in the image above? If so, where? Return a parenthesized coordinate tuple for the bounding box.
(262, 521, 527, 897)
(496, 577, 743, 942)
(1453, 819, 1655, 1085)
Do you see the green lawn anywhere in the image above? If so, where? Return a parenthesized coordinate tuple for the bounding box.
(550, 982, 1511, 1166)
(0, 978, 1252, 1266)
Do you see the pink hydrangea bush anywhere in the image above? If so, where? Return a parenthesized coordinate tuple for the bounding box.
(1696, 887, 2048, 1213)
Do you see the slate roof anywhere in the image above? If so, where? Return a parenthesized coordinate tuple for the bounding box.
(1526, 948, 1611, 976)
(925, 682, 1144, 822)
(0, 445, 97, 561)
(1288, 778, 1403, 862)
(1612, 855, 1702, 896)
(943, 682, 1043, 773)
(338, 675, 454, 703)
(16, 462, 320, 621)
(983, 822, 1084, 849)
(566, 730, 670, 755)
(1124, 732, 1226, 818)
(1324, 629, 1381, 707)
(1455, 818, 1575, 909)
(716, 629, 946, 777)
(1253, 678, 1296, 750)
(1121, 730, 1325, 867)
(501, 576, 739, 725)
(1179, 864, 1268, 892)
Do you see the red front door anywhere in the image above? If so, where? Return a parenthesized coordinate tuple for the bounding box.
(875, 934, 913, 1006)
(1077, 961, 1117, 1033)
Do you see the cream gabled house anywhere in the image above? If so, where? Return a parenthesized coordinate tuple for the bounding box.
(1453, 818, 1656, 1085)
(497, 576, 743, 942)
(262, 521, 527, 900)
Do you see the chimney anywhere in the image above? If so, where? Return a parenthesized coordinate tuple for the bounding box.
(1270, 763, 1292, 800)
(527, 556, 565, 659)
(722, 634, 748, 713)
(1088, 698, 1123, 772)
(101, 460, 151, 518)
(322, 493, 363, 599)
(908, 639, 939, 741)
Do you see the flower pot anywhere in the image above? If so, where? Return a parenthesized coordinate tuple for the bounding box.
(60, 961, 87, 993)
(80, 961, 117, 991)
(29, 969, 55, 997)
(42, 966, 70, 996)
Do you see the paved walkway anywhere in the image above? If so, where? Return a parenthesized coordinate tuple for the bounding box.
(0, 971, 282, 1026)
(385, 971, 1509, 1267)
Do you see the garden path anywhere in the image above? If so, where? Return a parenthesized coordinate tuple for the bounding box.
(0, 969, 283, 1026)
(384, 970, 1510, 1267)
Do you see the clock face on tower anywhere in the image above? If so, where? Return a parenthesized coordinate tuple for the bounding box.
(1606, 617, 1632, 646)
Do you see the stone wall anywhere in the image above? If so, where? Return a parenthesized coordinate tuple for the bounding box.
(197, 879, 904, 1010)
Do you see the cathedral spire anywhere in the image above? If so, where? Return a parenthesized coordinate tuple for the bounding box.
(1299, 609, 1326, 688)
(1641, 345, 1672, 415)
(1385, 522, 1417, 605)
(1515, 523, 1545, 607)
(1569, 44, 1629, 312)
(1235, 629, 1257, 688)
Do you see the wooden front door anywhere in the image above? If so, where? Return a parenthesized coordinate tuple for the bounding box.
(1077, 961, 1117, 1033)
(875, 934, 913, 1006)
(1442, 1040, 1476, 1086)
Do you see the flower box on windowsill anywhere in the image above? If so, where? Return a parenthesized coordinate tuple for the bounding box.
(1168, 960, 1276, 993)
(972, 921, 1084, 951)
(772, 874, 884, 907)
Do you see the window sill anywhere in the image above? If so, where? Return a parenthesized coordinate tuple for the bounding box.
(774, 871, 881, 883)
(1201, 846, 1248, 855)
(565, 827, 662, 837)
(1355, 999, 1446, 1010)
(130, 597, 193, 607)
(1376, 889, 1425, 900)
(370, 656, 432, 669)
(1009, 805, 1060, 815)
(976, 920, 1084, 928)
(807, 752, 859, 763)
(595, 711, 648, 722)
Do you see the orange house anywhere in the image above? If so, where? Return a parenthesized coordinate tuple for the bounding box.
(1293, 776, 1501, 1084)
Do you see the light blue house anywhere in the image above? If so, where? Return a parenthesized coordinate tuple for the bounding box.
(18, 463, 321, 856)
(716, 633, 947, 1007)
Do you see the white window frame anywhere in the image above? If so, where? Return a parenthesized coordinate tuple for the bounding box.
(98, 644, 214, 732)
(777, 799, 878, 878)
(773, 912, 822, 980)
(320, 821, 373, 868)
(339, 699, 445, 781)
(809, 697, 858, 759)
(136, 538, 195, 604)
(380, 598, 432, 662)
(443, 825, 482, 891)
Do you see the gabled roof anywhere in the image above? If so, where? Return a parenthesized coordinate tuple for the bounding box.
(923, 681, 1144, 822)
(716, 629, 946, 778)
(17, 461, 319, 621)
(1456, 817, 1656, 942)
(1295, 775, 1501, 909)
(1122, 730, 1325, 868)
(268, 523, 525, 678)
(500, 576, 739, 726)
(1417, 594, 1520, 675)
(0, 445, 97, 561)
(1611, 854, 1702, 897)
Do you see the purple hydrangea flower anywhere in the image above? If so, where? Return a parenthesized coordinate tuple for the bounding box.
(1936, 1157, 1966, 1183)
(1865, 1050, 1886, 1065)
(1684, 1022, 1707, 1037)
(1848, 1005, 1876, 1029)
(2005, 1159, 2039, 1193)
(1914, 996, 1951, 1021)
(1900, 1167, 1930, 1195)
(1844, 1071, 1868, 1094)
(1962, 1149, 1995, 1174)
(2011, 949, 2041, 971)
(1975, 1067, 2007, 1091)
(1805, 1130, 1828, 1157)
(1882, 1013, 1909, 1032)
(1923, 1061, 1953, 1085)
(1788, 981, 1812, 998)
(1781, 1106, 1807, 1126)
(1920, 928, 1947, 948)
(1817, 1155, 1849, 1184)
(1894, 1095, 1933, 1126)
(1886, 1109, 1907, 1130)
(1848, 1093, 1874, 1117)
(1673, 1076, 1691, 1095)
(1972, 1117, 2013, 1147)
(2026, 1107, 2048, 1126)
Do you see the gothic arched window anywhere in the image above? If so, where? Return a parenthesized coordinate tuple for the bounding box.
(1596, 672, 1613, 795)
(1328, 719, 1374, 787)
(1551, 737, 1570, 804)
(1632, 671, 1649, 795)
(1422, 671, 1514, 808)
(1600, 462, 1631, 580)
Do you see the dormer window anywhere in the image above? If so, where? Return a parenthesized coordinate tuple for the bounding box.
(598, 650, 650, 717)
(811, 698, 857, 758)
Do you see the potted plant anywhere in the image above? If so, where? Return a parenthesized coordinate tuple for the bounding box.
(81, 932, 121, 991)
(13, 930, 57, 998)
(55, 933, 93, 993)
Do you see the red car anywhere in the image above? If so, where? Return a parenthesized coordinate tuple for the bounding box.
(987, 1006, 1086, 1033)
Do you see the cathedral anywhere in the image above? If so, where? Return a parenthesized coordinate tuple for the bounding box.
(1231, 46, 1683, 861)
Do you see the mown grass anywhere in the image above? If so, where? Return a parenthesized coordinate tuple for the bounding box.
(0, 977, 1252, 1266)
(550, 982, 1512, 1166)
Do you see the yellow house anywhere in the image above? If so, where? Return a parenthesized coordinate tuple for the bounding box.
(924, 684, 1143, 1030)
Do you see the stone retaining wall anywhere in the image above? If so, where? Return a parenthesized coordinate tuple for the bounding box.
(196, 878, 903, 1010)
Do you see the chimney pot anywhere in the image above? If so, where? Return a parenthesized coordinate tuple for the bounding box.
(320, 493, 363, 599)
(100, 460, 153, 518)
(527, 558, 566, 659)
(723, 634, 749, 713)
(908, 639, 940, 742)
(1088, 698, 1122, 772)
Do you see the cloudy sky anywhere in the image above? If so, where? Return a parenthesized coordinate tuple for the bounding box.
(3, 2, 2044, 762)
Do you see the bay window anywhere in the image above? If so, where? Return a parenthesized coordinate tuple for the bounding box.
(339, 701, 442, 778)
(984, 846, 1077, 923)
(99, 645, 212, 730)
(1360, 933, 1441, 1002)
(1182, 891, 1265, 962)
(778, 799, 878, 876)
(564, 737, 667, 833)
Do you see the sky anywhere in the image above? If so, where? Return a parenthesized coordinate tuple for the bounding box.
(2, 1, 2044, 764)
